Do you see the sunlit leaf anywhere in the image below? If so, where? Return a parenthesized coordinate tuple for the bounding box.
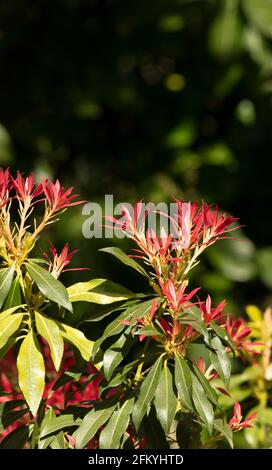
(58, 322, 94, 362)
(0, 313, 24, 349)
(17, 330, 45, 416)
(67, 278, 134, 304)
(35, 311, 64, 371)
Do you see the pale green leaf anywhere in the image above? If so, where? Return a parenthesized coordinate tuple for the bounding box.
(58, 322, 94, 362)
(67, 278, 133, 304)
(17, 329, 45, 416)
(0, 313, 24, 349)
(35, 311, 64, 371)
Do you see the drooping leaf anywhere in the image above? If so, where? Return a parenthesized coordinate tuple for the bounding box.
(4, 276, 21, 309)
(0, 402, 29, 433)
(210, 336, 231, 388)
(100, 247, 148, 277)
(210, 321, 236, 351)
(142, 405, 170, 449)
(0, 306, 24, 321)
(174, 354, 194, 411)
(99, 397, 135, 449)
(0, 425, 30, 449)
(67, 278, 134, 304)
(40, 414, 82, 438)
(17, 329, 45, 416)
(38, 408, 58, 449)
(192, 364, 218, 405)
(50, 431, 66, 449)
(154, 361, 177, 433)
(135, 325, 164, 341)
(132, 355, 163, 431)
(58, 321, 94, 362)
(192, 375, 214, 435)
(0, 265, 15, 309)
(0, 313, 24, 350)
(35, 311, 64, 371)
(176, 412, 201, 449)
(26, 261, 72, 312)
(214, 418, 233, 448)
(73, 406, 116, 449)
(92, 299, 157, 362)
(103, 328, 133, 380)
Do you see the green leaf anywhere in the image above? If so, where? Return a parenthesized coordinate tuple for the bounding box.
(0, 313, 24, 349)
(50, 431, 66, 449)
(214, 418, 233, 448)
(210, 336, 231, 388)
(192, 365, 218, 405)
(180, 308, 210, 344)
(192, 375, 214, 435)
(17, 329, 45, 416)
(0, 306, 24, 321)
(26, 261, 72, 312)
(40, 414, 82, 438)
(103, 328, 133, 380)
(174, 354, 194, 411)
(38, 408, 57, 449)
(176, 412, 201, 449)
(35, 311, 64, 371)
(92, 299, 157, 362)
(58, 322, 94, 362)
(135, 325, 164, 341)
(209, 0, 242, 59)
(142, 405, 170, 449)
(243, 0, 272, 39)
(100, 247, 148, 277)
(99, 397, 134, 449)
(0, 402, 29, 433)
(4, 276, 21, 309)
(154, 361, 177, 433)
(67, 278, 134, 304)
(73, 406, 116, 449)
(132, 355, 163, 431)
(0, 425, 30, 449)
(210, 321, 236, 351)
(0, 265, 15, 309)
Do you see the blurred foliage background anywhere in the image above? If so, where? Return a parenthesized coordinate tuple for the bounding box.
(0, 0, 272, 315)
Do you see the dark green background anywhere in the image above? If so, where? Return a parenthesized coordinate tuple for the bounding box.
(1, 0, 272, 315)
